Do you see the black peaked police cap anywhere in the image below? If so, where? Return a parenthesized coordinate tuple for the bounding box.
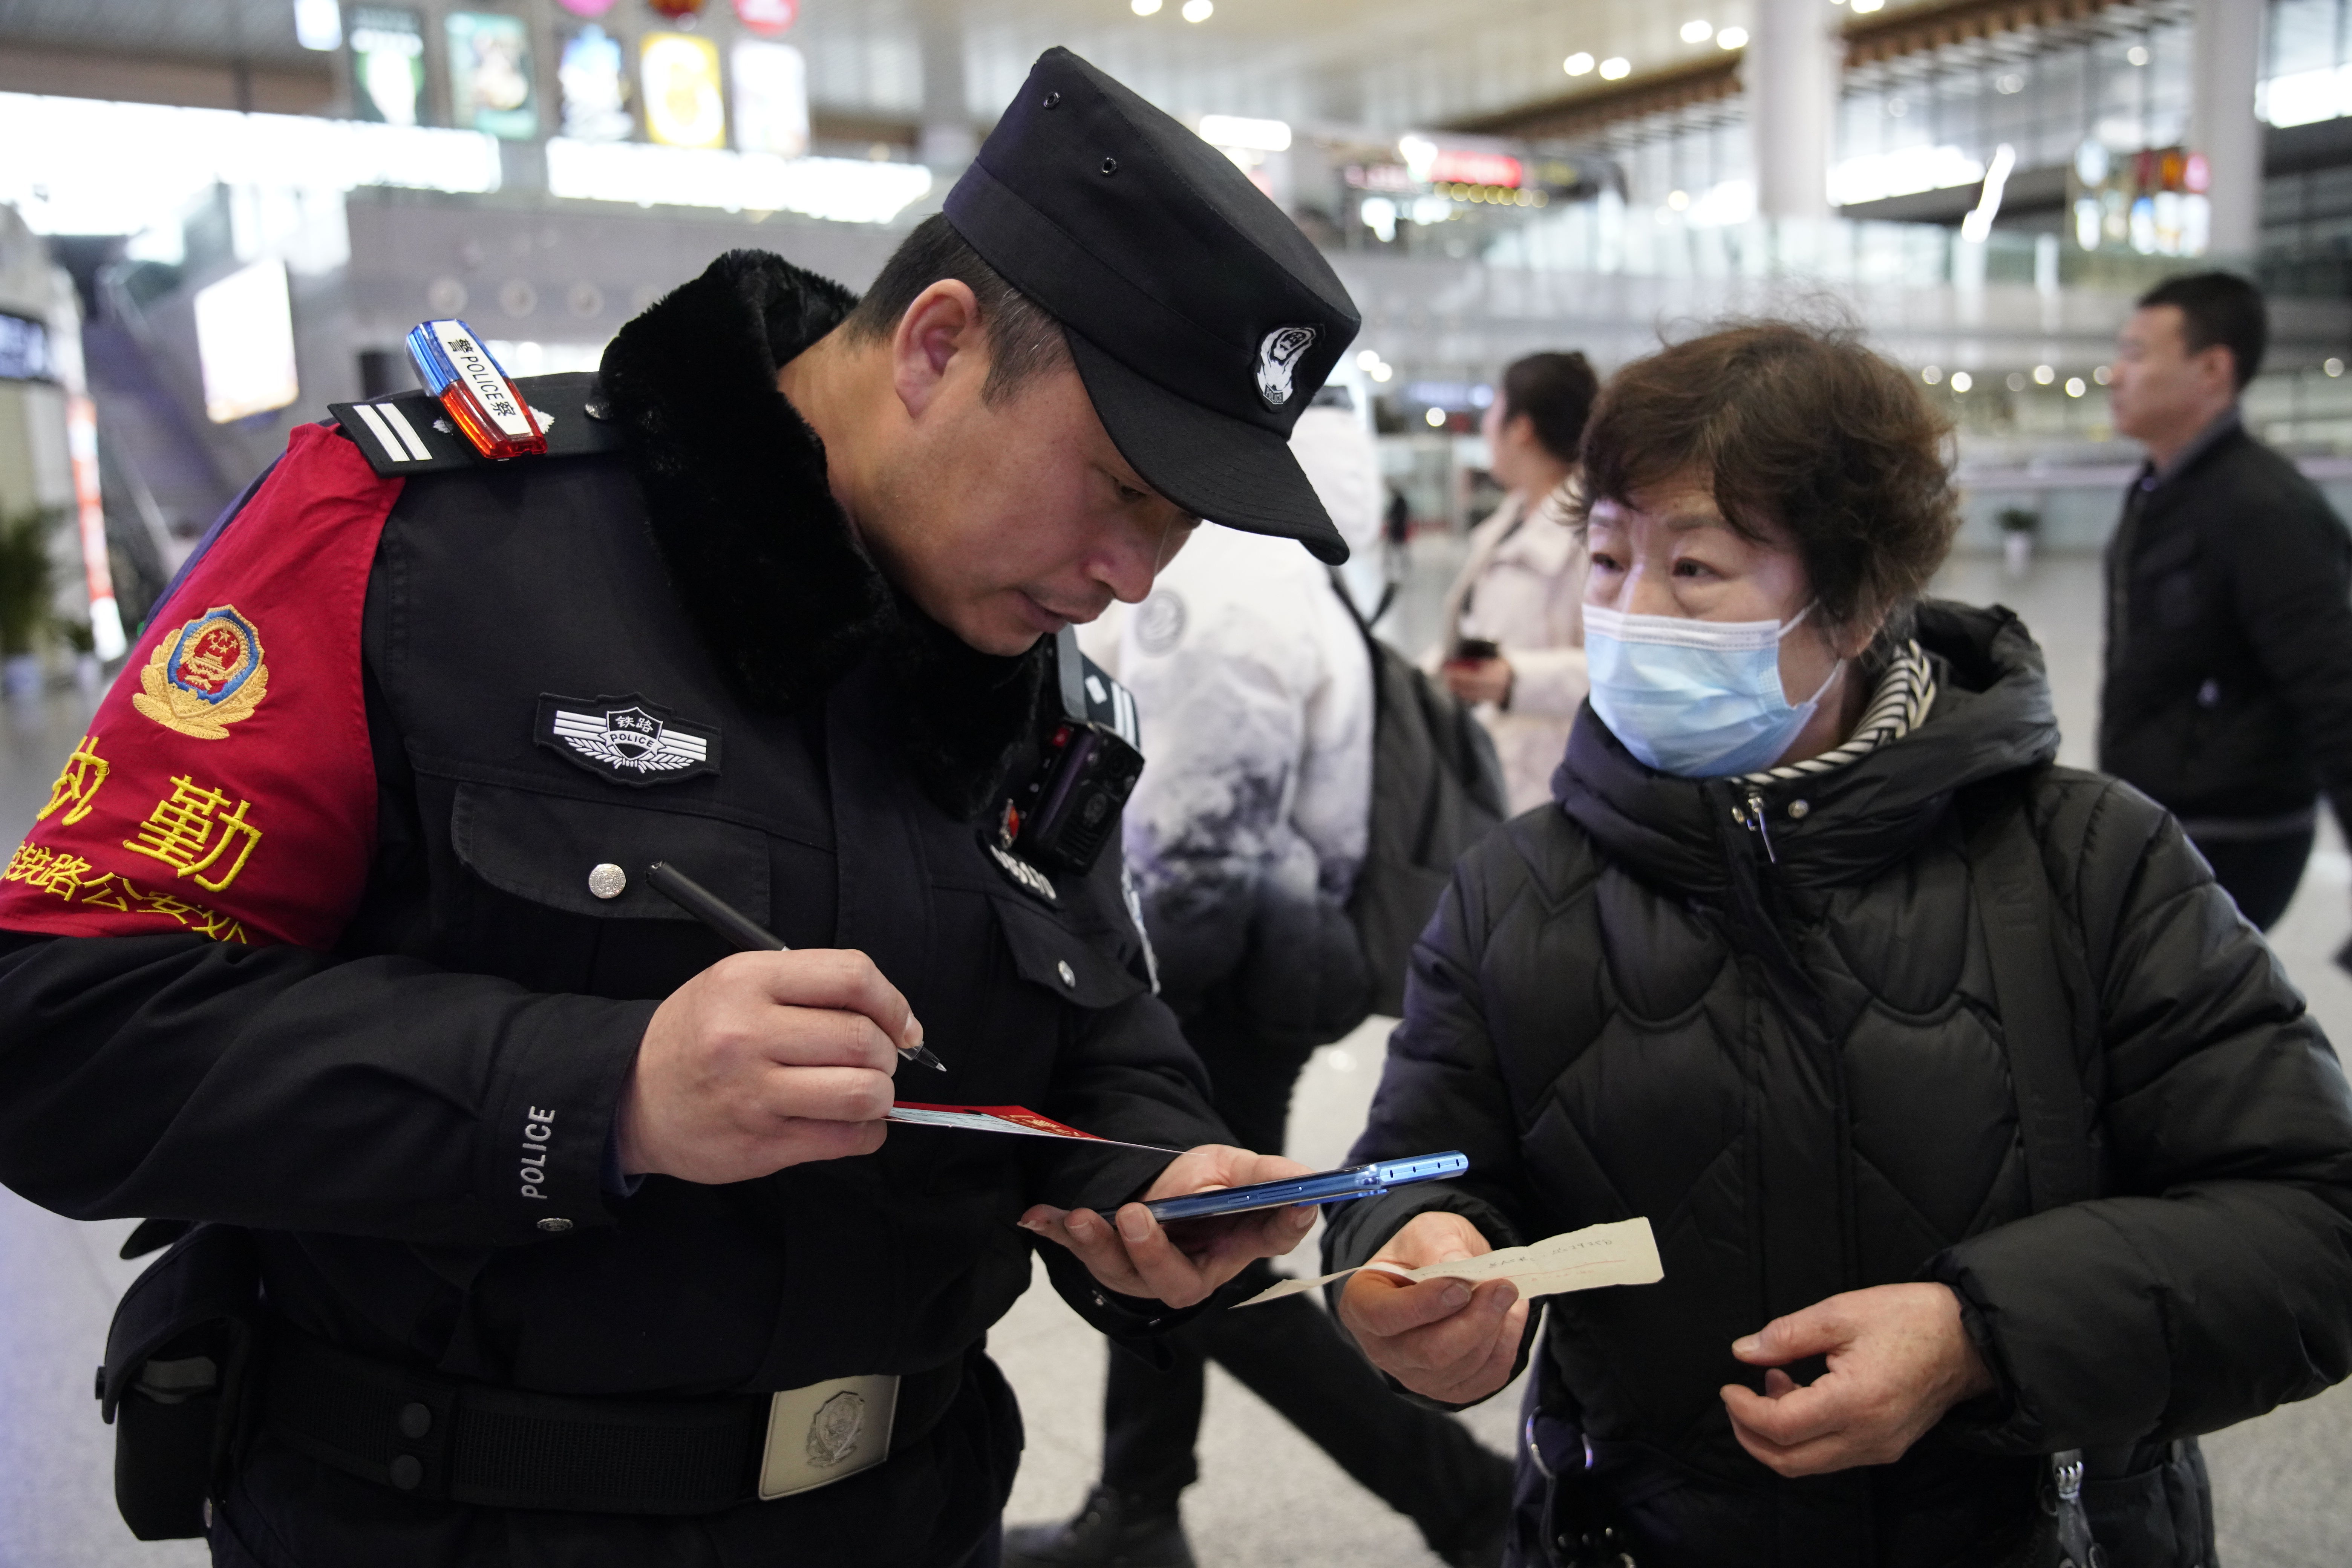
(945, 48, 1362, 564)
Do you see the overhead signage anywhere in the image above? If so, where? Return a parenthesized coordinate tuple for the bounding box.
(1426, 149, 1521, 188)
(559, 24, 634, 142)
(193, 259, 300, 425)
(0, 312, 54, 382)
(732, 40, 808, 158)
(735, 0, 799, 33)
(446, 11, 539, 141)
(2069, 140, 2211, 257)
(349, 6, 426, 127)
(642, 31, 727, 149)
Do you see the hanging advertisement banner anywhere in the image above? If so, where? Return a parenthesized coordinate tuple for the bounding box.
(446, 11, 539, 141)
(349, 6, 426, 127)
(64, 396, 125, 660)
(554, 0, 618, 14)
(193, 259, 300, 425)
(735, 0, 799, 35)
(560, 24, 634, 142)
(732, 40, 808, 158)
(642, 31, 726, 149)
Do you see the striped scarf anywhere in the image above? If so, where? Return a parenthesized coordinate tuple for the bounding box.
(1739, 641, 1937, 784)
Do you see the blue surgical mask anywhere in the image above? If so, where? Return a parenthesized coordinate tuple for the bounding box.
(1584, 603, 1841, 778)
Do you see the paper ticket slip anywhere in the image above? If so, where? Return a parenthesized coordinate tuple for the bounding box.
(1238, 1217, 1662, 1309)
(887, 1102, 1180, 1153)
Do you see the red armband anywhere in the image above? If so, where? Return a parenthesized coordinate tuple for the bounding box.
(0, 424, 398, 949)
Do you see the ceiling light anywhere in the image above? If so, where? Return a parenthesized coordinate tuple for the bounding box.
(1355, 348, 1381, 371)
(2032, 363, 2054, 384)
(2006, 372, 2026, 391)
(1564, 52, 1594, 76)
(1852, 0, 1885, 12)
(2127, 44, 2150, 66)
(2065, 377, 2087, 397)
(1717, 26, 1747, 48)
(1922, 365, 1942, 384)
(2093, 365, 2112, 384)
(1132, 0, 1161, 12)
(294, 0, 343, 51)
(1424, 406, 1446, 427)
(1371, 363, 1392, 382)
(1667, 189, 1690, 210)
(2328, 357, 2347, 377)
(1599, 57, 1631, 80)
(1681, 20, 1712, 43)
(1949, 371, 1973, 392)
(1198, 114, 1289, 151)
(1181, 0, 1211, 20)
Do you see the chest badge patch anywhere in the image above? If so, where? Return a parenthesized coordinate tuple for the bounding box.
(535, 694, 721, 786)
(133, 606, 270, 740)
(980, 820, 1058, 905)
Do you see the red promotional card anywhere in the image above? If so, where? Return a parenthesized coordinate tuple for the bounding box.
(887, 1102, 1180, 1153)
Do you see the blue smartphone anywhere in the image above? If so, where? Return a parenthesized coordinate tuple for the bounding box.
(1142, 1152, 1469, 1224)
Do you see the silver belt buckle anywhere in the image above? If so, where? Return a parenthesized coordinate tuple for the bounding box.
(758, 1373, 900, 1500)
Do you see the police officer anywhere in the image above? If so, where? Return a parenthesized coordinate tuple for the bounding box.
(0, 49, 1361, 1568)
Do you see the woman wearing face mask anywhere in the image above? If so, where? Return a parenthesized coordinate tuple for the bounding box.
(1432, 351, 1600, 814)
(1323, 323, 2352, 1568)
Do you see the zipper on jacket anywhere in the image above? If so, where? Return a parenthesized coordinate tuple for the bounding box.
(1733, 787, 1777, 864)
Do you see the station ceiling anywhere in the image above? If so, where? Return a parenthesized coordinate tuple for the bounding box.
(0, 0, 1951, 133)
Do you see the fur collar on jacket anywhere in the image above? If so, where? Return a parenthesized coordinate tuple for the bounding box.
(599, 249, 1047, 820)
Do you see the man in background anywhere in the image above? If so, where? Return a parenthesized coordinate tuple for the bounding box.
(2101, 271, 2352, 931)
(1008, 391, 1514, 1568)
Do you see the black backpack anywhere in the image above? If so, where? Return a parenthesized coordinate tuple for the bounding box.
(1330, 573, 1509, 1017)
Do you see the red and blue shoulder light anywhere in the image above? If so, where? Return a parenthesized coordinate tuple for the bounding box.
(404, 320, 547, 461)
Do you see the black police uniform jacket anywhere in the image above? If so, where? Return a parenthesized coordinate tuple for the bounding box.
(1325, 603, 2352, 1568)
(0, 253, 1231, 1566)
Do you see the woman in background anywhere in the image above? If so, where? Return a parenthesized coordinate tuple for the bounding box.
(1434, 351, 1600, 814)
(1333, 322, 2352, 1567)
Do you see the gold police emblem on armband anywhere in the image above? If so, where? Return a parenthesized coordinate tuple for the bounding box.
(133, 606, 270, 740)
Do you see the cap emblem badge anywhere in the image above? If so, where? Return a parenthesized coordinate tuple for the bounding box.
(1255, 326, 1318, 409)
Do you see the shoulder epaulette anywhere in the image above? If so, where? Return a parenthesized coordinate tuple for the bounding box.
(329, 372, 626, 477)
(1075, 649, 1140, 750)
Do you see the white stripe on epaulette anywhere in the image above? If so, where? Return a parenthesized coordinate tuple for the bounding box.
(348, 402, 411, 464)
(375, 401, 434, 461)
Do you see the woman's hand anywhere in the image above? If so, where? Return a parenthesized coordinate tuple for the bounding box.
(1721, 1283, 1995, 1476)
(1442, 655, 1514, 707)
(1336, 1211, 1528, 1405)
(1018, 1145, 1317, 1310)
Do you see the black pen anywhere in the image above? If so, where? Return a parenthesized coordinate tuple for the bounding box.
(646, 861, 948, 1073)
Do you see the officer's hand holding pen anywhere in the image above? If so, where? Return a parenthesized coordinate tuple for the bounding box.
(647, 862, 946, 1073)
(616, 864, 929, 1183)
(1017, 1145, 1321, 1311)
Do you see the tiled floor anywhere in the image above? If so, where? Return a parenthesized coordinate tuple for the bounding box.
(2, 549, 2349, 1566)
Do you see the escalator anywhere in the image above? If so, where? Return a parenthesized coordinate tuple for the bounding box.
(75, 277, 238, 631)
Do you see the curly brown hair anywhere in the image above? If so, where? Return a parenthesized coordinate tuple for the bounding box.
(1576, 322, 1958, 663)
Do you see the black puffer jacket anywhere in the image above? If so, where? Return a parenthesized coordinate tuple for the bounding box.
(1326, 601, 2352, 1567)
